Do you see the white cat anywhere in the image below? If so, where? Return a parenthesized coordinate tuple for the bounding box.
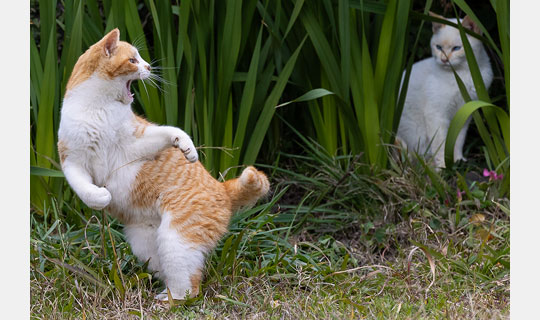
(396, 12, 493, 168)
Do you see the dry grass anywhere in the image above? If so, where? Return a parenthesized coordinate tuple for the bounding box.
(30, 148, 509, 319)
(31, 214, 509, 319)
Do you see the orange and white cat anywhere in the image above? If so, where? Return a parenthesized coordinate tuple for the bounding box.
(57, 29, 269, 301)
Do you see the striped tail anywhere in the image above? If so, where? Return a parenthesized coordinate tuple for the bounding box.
(223, 166, 270, 211)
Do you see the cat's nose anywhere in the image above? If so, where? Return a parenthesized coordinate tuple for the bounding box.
(145, 65, 151, 71)
(441, 58, 449, 63)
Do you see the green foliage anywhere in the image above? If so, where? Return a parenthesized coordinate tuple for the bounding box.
(30, 1, 510, 210)
(276, 0, 423, 169)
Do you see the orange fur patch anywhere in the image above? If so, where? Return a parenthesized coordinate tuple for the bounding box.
(189, 269, 202, 297)
(65, 28, 138, 93)
(99, 42, 138, 79)
(132, 115, 153, 138)
(130, 149, 269, 247)
(57, 140, 68, 164)
(223, 166, 270, 211)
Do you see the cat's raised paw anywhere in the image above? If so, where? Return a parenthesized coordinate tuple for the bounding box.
(84, 187, 112, 210)
(172, 136, 198, 163)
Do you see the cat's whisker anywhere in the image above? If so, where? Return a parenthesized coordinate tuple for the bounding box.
(150, 58, 166, 65)
(140, 78, 150, 99)
(151, 66, 181, 70)
(144, 78, 161, 92)
(149, 74, 175, 87)
(146, 77, 167, 94)
(149, 72, 170, 81)
(149, 76, 173, 86)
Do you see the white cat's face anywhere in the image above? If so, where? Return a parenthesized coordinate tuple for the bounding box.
(430, 16, 482, 68)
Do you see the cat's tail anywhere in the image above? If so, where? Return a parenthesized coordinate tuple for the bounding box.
(223, 166, 270, 212)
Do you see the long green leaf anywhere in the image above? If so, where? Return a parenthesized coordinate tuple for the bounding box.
(31, 166, 65, 178)
(61, 0, 83, 96)
(276, 89, 335, 108)
(35, 27, 57, 170)
(124, 0, 163, 123)
(229, 28, 264, 174)
(445, 101, 509, 167)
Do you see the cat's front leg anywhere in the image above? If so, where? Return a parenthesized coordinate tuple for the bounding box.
(453, 117, 471, 162)
(425, 118, 449, 169)
(62, 160, 112, 210)
(131, 124, 198, 162)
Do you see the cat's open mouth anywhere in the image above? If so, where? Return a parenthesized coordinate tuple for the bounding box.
(124, 80, 134, 104)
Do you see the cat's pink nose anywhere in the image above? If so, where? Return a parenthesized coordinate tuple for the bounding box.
(441, 58, 449, 63)
(145, 65, 151, 71)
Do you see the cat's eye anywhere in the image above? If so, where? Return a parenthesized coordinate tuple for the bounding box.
(452, 46, 462, 51)
(129, 58, 138, 64)
(435, 45, 442, 51)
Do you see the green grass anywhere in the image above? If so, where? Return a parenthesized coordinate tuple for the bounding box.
(30, 142, 509, 319)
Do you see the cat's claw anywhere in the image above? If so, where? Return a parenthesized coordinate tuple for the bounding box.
(172, 136, 198, 163)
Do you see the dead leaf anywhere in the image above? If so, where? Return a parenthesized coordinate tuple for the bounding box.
(469, 213, 485, 225)
(441, 245, 448, 257)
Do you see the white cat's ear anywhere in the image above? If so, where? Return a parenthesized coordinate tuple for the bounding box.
(101, 28, 120, 57)
(462, 15, 482, 35)
(429, 11, 445, 33)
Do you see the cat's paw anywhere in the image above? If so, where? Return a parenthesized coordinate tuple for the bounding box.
(83, 187, 112, 210)
(172, 133, 198, 163)
(155, 288, 188, 302)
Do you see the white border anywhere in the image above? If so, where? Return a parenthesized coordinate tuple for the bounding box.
(0, 1, 30, 317)
(510, 1, 539, 318)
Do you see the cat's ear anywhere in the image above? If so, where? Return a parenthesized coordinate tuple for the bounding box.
(429, 11, 445, 33)
(101, 28, 120, 57)
(462, 15, 482, 35)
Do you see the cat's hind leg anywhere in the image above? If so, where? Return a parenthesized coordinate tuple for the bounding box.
(124, 223, 161, 275)
(154, 211, 205, 301)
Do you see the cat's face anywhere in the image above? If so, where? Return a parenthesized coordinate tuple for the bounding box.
(429, 13, 482, 68)
(66, 28, 151, 104)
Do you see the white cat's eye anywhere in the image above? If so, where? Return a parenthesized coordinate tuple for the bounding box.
(435, 45, 442, 51)
(452, 46, 461, 51)
(129, 58, 138, 64)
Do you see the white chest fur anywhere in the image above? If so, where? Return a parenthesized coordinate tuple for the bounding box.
(58, 76, 149, 219)
(59, 73, 198, 224)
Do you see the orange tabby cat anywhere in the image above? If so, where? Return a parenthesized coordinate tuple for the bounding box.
(57, 29, 270, 300)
